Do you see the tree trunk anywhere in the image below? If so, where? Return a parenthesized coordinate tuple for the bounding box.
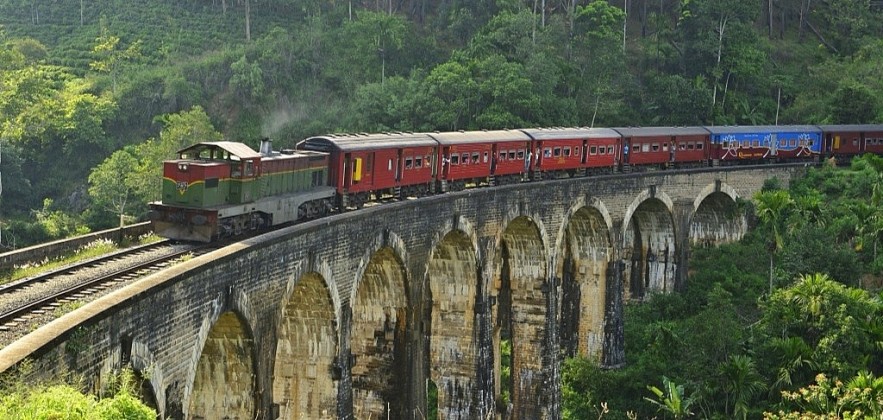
(80, 0, 84, 26)
(769, 252, 774, 294)
(768, 0, 773, 38)
(244, 0, 251, 42)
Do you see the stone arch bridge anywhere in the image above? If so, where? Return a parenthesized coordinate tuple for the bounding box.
(0, 165, 804, 419)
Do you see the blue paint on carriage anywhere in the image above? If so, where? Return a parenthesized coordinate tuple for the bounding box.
(706, 125, 823, 153)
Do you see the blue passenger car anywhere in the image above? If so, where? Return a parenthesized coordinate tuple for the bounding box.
(706, 125, 822, 162)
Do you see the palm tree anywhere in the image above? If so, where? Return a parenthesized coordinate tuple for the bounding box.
(754, 190, 794, 293)
(718, 355, 767, 419)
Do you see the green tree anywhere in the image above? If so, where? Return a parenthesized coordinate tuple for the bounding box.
(754, 189, 794, 293)
(90, 24, 142, 95)
(88, 148, 138, 228)
(718, 355, 767, 419)
(644, 376, 695, 419)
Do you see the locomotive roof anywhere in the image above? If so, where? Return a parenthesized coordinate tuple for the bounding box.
(520, 127, 621, 140)
(704, 125, 821, 134)
(817, 124, 883, 132)
(298, 132, 437, 152)
(177, 141, 262, 160)
(612, 126, 710, 137)
(428, 130, 532, 145)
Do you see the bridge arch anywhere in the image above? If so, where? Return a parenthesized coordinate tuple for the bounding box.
(623, 190, 677, 299)
(492, 211, 550, 419)
(426, 218, 480, 419)
(186, 310, 257, 420)
(556, 198, 614, 360)
(690, 182, 746, 246)
(273, 271, 338, 419)
(350, 236, 410, 419)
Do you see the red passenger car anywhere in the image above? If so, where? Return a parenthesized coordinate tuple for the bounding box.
(521, 127, 621, 177)
(429, 130, 532, 190)
(614, 127, 710, 169)
(297, 132, 438, 208)
(819, 124, 883, 160)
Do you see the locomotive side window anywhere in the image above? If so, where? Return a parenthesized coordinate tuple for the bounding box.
(590, 146, 597, 155)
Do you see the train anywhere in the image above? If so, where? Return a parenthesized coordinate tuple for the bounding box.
(148, 124, 883, 242)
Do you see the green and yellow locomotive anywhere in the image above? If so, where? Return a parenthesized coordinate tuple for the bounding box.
(148, 140, 334, 242)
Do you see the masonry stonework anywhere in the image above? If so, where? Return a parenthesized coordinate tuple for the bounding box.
(0, 165, 804, 419)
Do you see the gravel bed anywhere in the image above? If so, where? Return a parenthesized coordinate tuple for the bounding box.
(0, 243, 193, 349)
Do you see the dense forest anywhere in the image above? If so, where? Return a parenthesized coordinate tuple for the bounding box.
(1, 0, 882, 246)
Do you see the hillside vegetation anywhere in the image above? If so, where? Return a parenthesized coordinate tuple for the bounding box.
(1, 0, 882, 246)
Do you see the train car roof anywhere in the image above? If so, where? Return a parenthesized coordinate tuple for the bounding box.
(817, 124, 883, 132)
(428, 130, 532, 145)
(612, 126, 710, 137)
(177, 141, 263, 160)
(298, 132, 437, 152)
(704, 125, 821, 134)
(520, 127, 621, 140)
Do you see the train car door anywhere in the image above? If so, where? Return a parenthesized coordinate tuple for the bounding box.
(343, 153, 353, 189)
(623, 138, 632, 164)
(581, 139, 588, 165)
(395, 149, 403, 182)
(441, 146, 451, 179)
(491, 144, 498, 175)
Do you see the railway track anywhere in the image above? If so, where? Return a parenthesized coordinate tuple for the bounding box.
(0, 240, 218, 347)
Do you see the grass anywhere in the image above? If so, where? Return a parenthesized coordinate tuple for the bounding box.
(1, 232, 164, 285)
(1, 239, 119, 285)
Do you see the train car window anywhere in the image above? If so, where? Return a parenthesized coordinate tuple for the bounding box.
(544, 148, 552, 157)
(680, 142, 688, 150)
(388, 159, 393, 171)
(752, 140, 759, 147)
(461, 153, 469, 164)
(575, 147, 580, 156)
(687, 143, 695, 150)
(853, 138, 860, 146)
(697, 143, 704, 150)
(590, 146, 597, 155)
(516, 150, 524, 159)
(663, 143, 669, 151)
(451, 155, 459, 165)
(509, 151, 517, 160)
(415, 157, 423, 168)
(606, 146, 614, 154)
(642, 144, 650, 152)
(652, 143, 660, 151)
(405, 158, 413, 169)
(552, 147, 560, 157)
(481, 152, 487, 163)
(245, 161, 254, 176)
(564, 147, 571, 157)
